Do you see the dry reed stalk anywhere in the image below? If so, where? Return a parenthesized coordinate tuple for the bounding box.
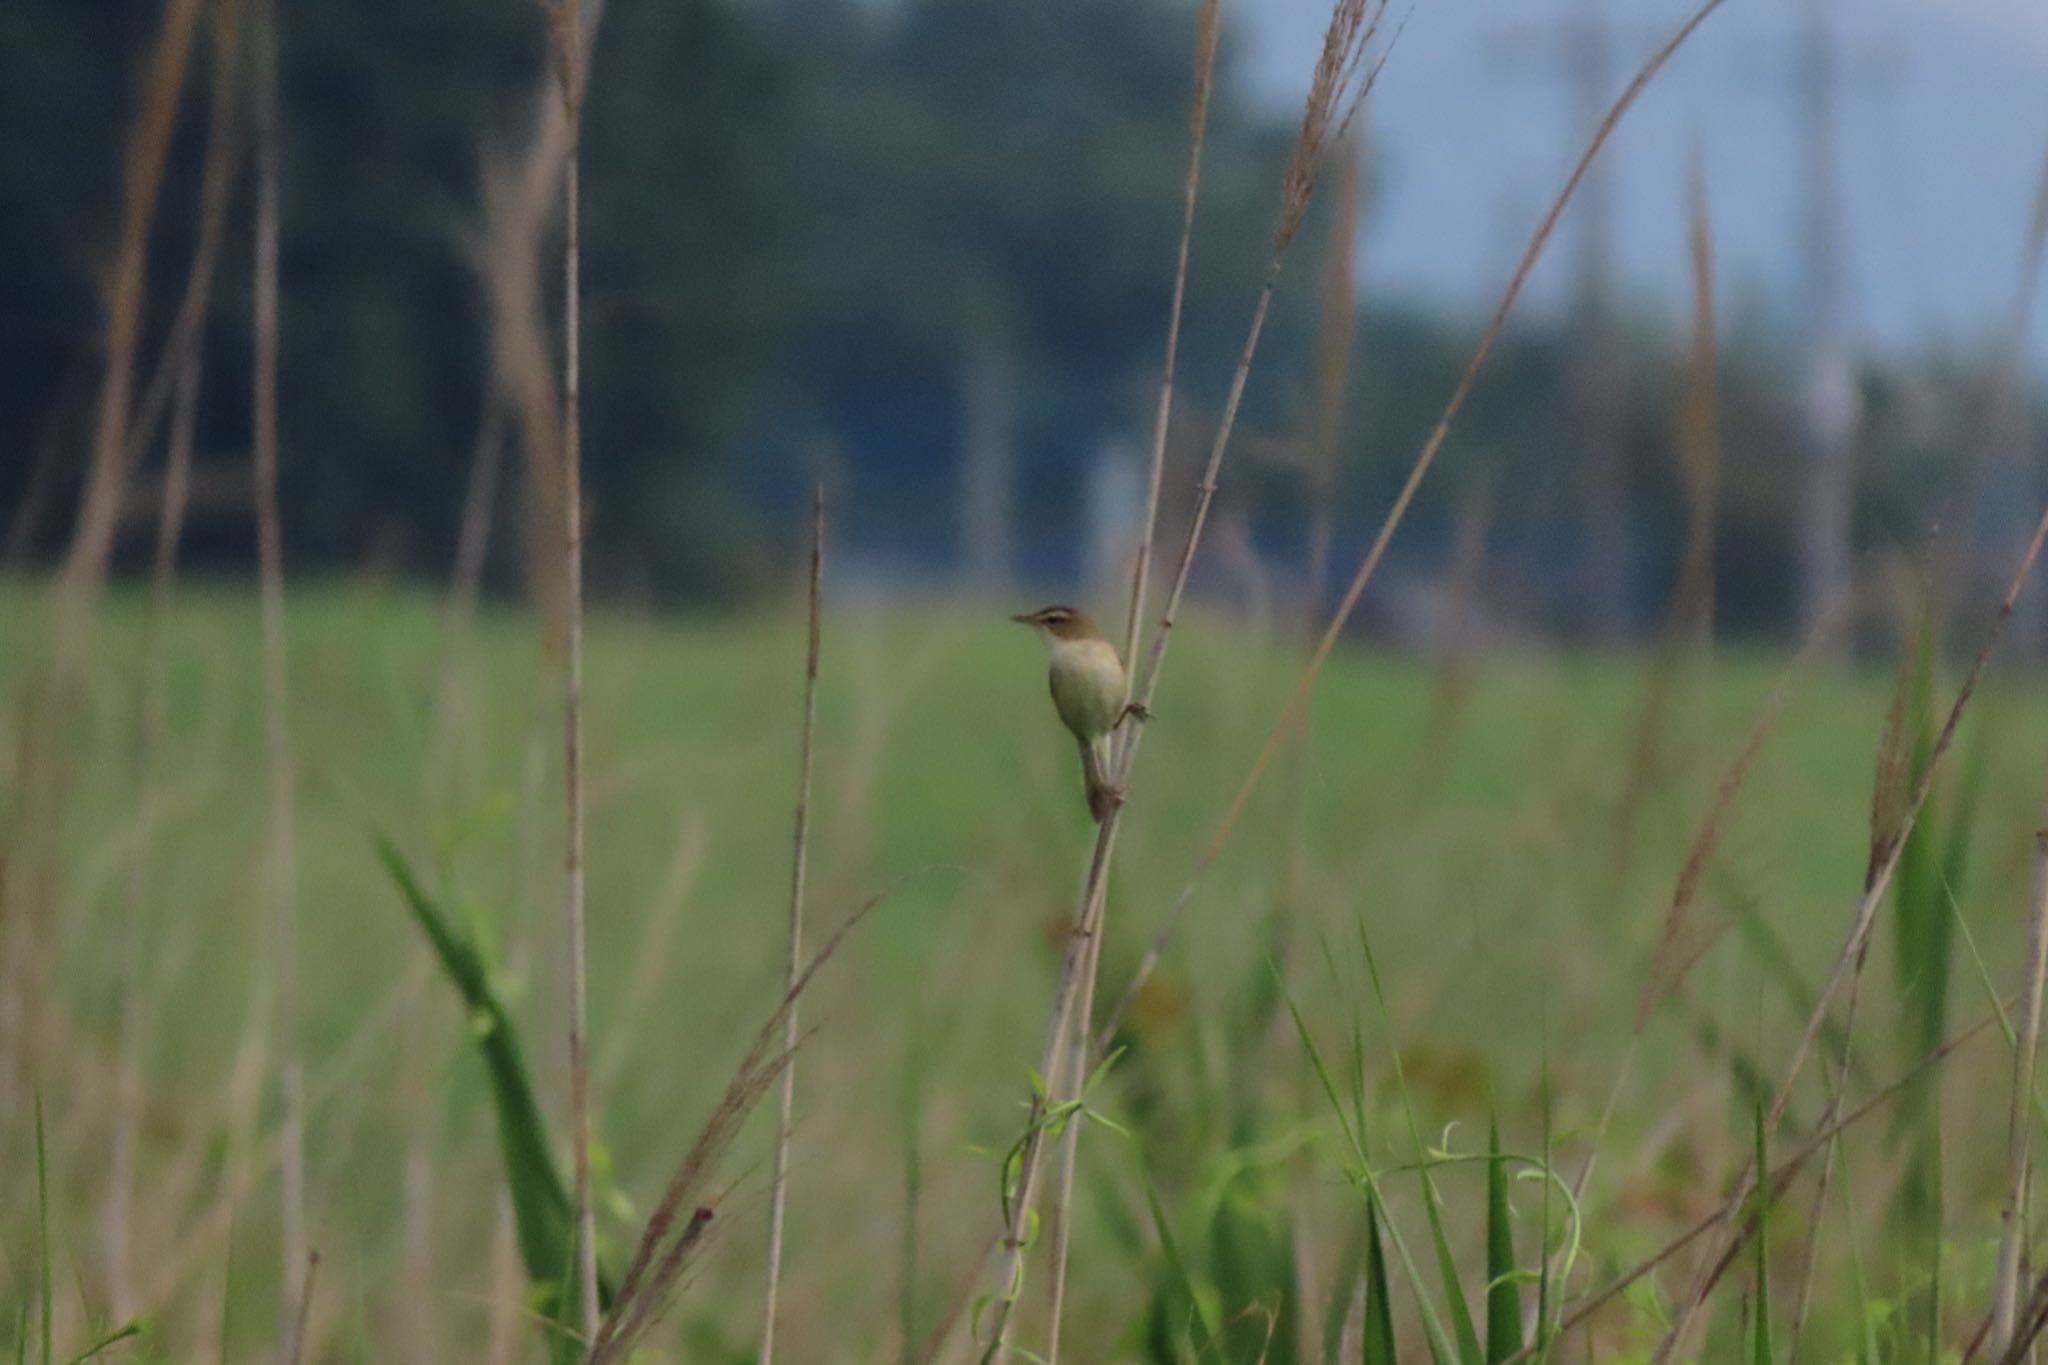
(1651, 504, 2048, 1362)
(1041, 859, 1111, 1365)
(1499, 1008, 2004, 1365)
(1994, 1270, 2048, 1365)
(141, 954, 431, 1333)
(1097, 0, 1730, 1055)
(423, 391, 511, 798)
(1614, 151, 1719, 879)
(1282, 121, 1364, 1365)
(2, 367, 87, 568)
(104, 0, 247, 1317)
(1281, 121, 1363, 906)
(1782, 581, 1936, 1356)
(984, 7, 1390, 1357)
(2, 0, 203, 1123)
(476, 0, 609, 652)
(916, 1236, 1000, 1365)
(1632, 600, 1846, 1032)
(595, 814, 709, 1091)
(47, 0, 203, 681)
(1303, 128, 1362, 618)
(538, 0, 601, 1344)
(1120, 0, 1389, 736)
(760, 487, 826, 1365)
(187, 970, 271, 1361)
(447, 397, 510, 638)
(120, 2, 249, 486)
(590, 890, 886, 1364)
(1991, 799, 2048, 1352)
(399, 1135, 438, 1361)
(1006, 0, 1219, 1351)
(397, 296, 512, 1365)
(245, 0, 311, 1345)
(281, 1250, 318, 1365)
(485, 1193, 522, 1365)
(1115, 0, 1221, 692)
(1518, 595, 1847, 1339)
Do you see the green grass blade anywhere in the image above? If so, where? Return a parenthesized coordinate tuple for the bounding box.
(1275, 962, 1455, 1363)
(1363, 1193, 1398, 1365)
(60, 1322, 144, 1365)
(1321, 1218, 1363, 1364)
(1751, 1100, 1771, 1365)
(374, 830, 610, 1356)
(1142, 1173, 1222, 1356)
(1485, 1113, 1521, 1363)
(1830, 1141, 1878, 1365)
(1356, 921, 1483, 1365)
(1726, 884, 1861, 1084)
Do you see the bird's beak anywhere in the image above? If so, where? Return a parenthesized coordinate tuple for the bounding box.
(1009, 612, 1036, 626)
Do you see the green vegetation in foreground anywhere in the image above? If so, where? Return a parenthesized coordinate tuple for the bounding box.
(5, 579, 2045, 1361)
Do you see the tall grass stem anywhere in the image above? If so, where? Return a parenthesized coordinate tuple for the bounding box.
(1098, 0, 1730, 1055)
(1115, 0, 1220, 711)
(1991, 800, 2048, 1352)
(1652, 502, 2048, 1361)
(760, 486, 825, 1365)
(982, 8, 1391, 1356)
(249, 1, 309, 1348)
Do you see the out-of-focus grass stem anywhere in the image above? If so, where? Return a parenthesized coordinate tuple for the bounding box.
(760, 486, 826, 1365)
(1991, 793, 2048, 1353)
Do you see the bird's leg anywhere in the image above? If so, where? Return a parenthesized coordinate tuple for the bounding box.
(1121, 701, 1151, 724)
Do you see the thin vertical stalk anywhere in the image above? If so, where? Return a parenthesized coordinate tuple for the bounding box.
(1992, 805, 2048, 1353)
(4, 0, 201, 1121)
(1116, 0, 1221, 713)
(545, 0, 600, 1345)
(282, 1251, 317, 1365)
(983, 7, 1389, 1360)
(1041, 870, 1109, 1365)
(249, 3, 306, 1355)
(1095, 0, 1731, 1058)
(486, 1194, 522, 1365)
(424, 391, 510, 797)
(1499, 1013, 1999, 1365)
(1046, 7, 1220, 1353)
(1652, 503, 2048, 1362)
(1303, 128, 1362, 621)
(49, 0, 203, 679)
(107, 0, 246, 1316)
(761, 487, 826, 1365)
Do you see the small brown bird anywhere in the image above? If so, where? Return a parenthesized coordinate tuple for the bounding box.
(1012, 604, 1130, 822)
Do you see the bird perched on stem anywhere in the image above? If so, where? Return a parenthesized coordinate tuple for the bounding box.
(1012, 605, 1142, 822)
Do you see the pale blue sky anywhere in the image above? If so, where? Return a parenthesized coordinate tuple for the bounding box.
(1244, 0, 2048, 369)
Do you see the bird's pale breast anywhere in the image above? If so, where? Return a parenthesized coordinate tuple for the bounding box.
(1047, 637, 1126, 742)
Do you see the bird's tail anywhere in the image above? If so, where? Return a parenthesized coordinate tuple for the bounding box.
(1080, 737, 1117, 823)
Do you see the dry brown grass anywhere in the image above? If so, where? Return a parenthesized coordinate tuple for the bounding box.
(760, 486, 826, 1365)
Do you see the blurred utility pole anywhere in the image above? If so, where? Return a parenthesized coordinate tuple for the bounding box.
(959, 321, 1016, 588)
(1793, 0, 1858, 638)
(1484, 0, 1634, 640)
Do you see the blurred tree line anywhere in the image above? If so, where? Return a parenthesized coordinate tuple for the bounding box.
(1, 0, 2032, 633)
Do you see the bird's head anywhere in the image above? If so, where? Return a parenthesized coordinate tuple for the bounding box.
(1010, 604, 1100, 642)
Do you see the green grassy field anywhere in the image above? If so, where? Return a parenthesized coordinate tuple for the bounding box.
(6, 580, 2047, 1362)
